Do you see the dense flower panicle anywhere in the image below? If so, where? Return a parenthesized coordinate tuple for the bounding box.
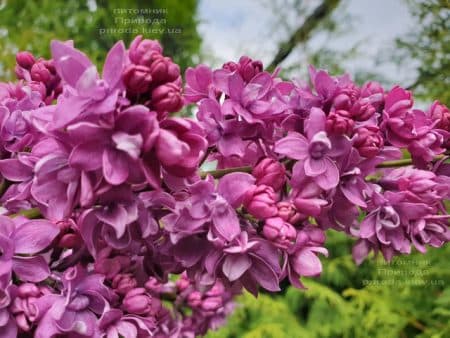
(0, 37, 448, 337)
(124, 35, 182, 118)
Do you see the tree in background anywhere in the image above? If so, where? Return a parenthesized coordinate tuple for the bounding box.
(258, 0, 382, 85)
(0, 0, 201, 78)
(396, 0, 449, 105)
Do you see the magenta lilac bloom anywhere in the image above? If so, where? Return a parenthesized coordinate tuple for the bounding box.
(0, 37, 448, 337)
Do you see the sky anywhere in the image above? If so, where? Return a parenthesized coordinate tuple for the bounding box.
(197, 0, 417, 86)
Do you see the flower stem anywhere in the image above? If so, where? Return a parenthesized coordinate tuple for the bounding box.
(10, 207, 42, 219)
(200, 155, 448, 178)
(200, 166, 253, 179)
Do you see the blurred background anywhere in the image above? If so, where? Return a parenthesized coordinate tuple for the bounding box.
(0, 0, 449, 337)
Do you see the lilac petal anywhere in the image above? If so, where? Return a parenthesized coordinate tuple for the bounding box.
(103, 149, 129, 185)
(239, 273, 259, 296)
(67, 121, 110, 142)
(98, 309, 122, 330)
(79, 172, 95, 207)
(31, 179, 66, 208)
(288, 269, 306, 289)
(294, 249, 323, 277)
(12, 220, 59, 254)
(395, 202, 430, 220)
(341, 181, 367, 207)
(112, 132, 143, 160)
(174, 237, 208, 267)
(228, 71, 245, 102)
(116, 321, 138, 338)
(294, 198, 325, 217)
(157, 129, 189, 165)
(34, 314, 60, 338)
(79, 211, 100, 256)
(249, 256, 280, 292)
(103, 41, 125, 88)
(211, 200, 240, 241)
(305, 107, 326, 139)
(50, 95, 88, 130)
(51, 40, 92, 88)
(185, 65, 212, 102)
(304, 158, 327, 176)
(314, 158, 339, 190)
(0, 310, 9, 327)
(314, 70, 337, 101)
(139, 155, 161, 190)
(381, 246, 394, 262)
(0, 318, 17, 338)
(217, 134, 246, 157)
(103, 226, 131, 250)
(205, 250, 223, 276)
(97, 205, 129, 239)
(90, 89, 119, 114)
(58, 310, 97, 336)
(0, 259, 12, 278)
(212, 69, 232, 95)
(328, 135, 352, 157)
(51, 40, 91, 67)
(52, 94, 89, 129)
(218, 172, 255, 207)
(360, 213, 377, 238)
(76, 66, 100, 98)
(0, 159, 32, 181)
(0, 215, 17, 238)
(246, 72, 272, 99)
(12, 256, 50, 282)
(274, 132, 309, 160)
(69, 142, 104, 171)
(352, 239, 370, 265)
(222, 254, 251, 281)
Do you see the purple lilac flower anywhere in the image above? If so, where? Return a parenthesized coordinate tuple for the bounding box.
(34, 265, 113, 338)
(0, 215, 59, 282)
(275, 107, 347, 190)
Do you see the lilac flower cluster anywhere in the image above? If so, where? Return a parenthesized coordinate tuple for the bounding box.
(0, 36, 448, 337)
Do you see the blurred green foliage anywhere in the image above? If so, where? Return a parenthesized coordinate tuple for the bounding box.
(0, 0, 201, 78)
(207, 231, 450, 338)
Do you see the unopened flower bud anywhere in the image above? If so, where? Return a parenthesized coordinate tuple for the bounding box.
(252, 158, 285, 191)
(263, 217, 296, 249)
(30, 62, 52, 83)
(16, 51, 36, 70)
(187, 291, 202, 308)
(360, 81, 384, 110)
(243, 184, 278, 219)
(112, 273, 138, 295)
(148, 54, 180, 84)
(150, 82, 183, 113)
(277, 201, 301, 224)
(11, 283, 49, 331)
(122, 288, 154, 315)
(129, 35, 163, 65)
(428, 101, 450, 131)
(353, 125, 384, 158)
(27, 81, 47, 99)
(222, 61, 239, 72)
(238, 56, 263, 82)
(325, 110, 354, 136)
(175, 275, 191, 292)
(123, 64, 153, 94)
(202, 296, 222, 311)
